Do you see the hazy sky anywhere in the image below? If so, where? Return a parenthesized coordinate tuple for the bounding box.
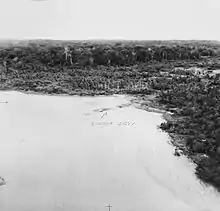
(0, 0, 220, 40)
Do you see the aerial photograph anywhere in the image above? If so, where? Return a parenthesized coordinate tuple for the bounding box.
(0, 0, 220, 210)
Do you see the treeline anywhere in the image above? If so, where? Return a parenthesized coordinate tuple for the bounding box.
(157, 73, 220, 190)
(0, 40, 219, 68)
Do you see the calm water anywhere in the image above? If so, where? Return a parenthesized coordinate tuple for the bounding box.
(0, 91, 219, 211)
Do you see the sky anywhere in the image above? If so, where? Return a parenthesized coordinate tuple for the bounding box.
(0, 0, 220, 40)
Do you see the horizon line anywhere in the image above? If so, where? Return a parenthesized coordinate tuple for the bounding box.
(0, 38, 220, 41)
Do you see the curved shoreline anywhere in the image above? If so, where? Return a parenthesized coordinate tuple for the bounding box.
(1, 40, 220, 193)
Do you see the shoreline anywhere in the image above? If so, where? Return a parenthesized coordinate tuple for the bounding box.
(1, 39, 220, 192)
(0, 74, 218, 192)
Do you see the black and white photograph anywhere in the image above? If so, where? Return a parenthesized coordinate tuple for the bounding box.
(0, 0, 220, 210)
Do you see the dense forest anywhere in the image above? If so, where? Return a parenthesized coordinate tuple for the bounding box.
(0, 40, 219, 69)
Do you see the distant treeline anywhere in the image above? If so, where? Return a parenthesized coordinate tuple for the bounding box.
(0, 40, 219, 68)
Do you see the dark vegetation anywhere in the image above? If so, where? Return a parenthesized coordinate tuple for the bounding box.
(1, 39, 220, 191)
